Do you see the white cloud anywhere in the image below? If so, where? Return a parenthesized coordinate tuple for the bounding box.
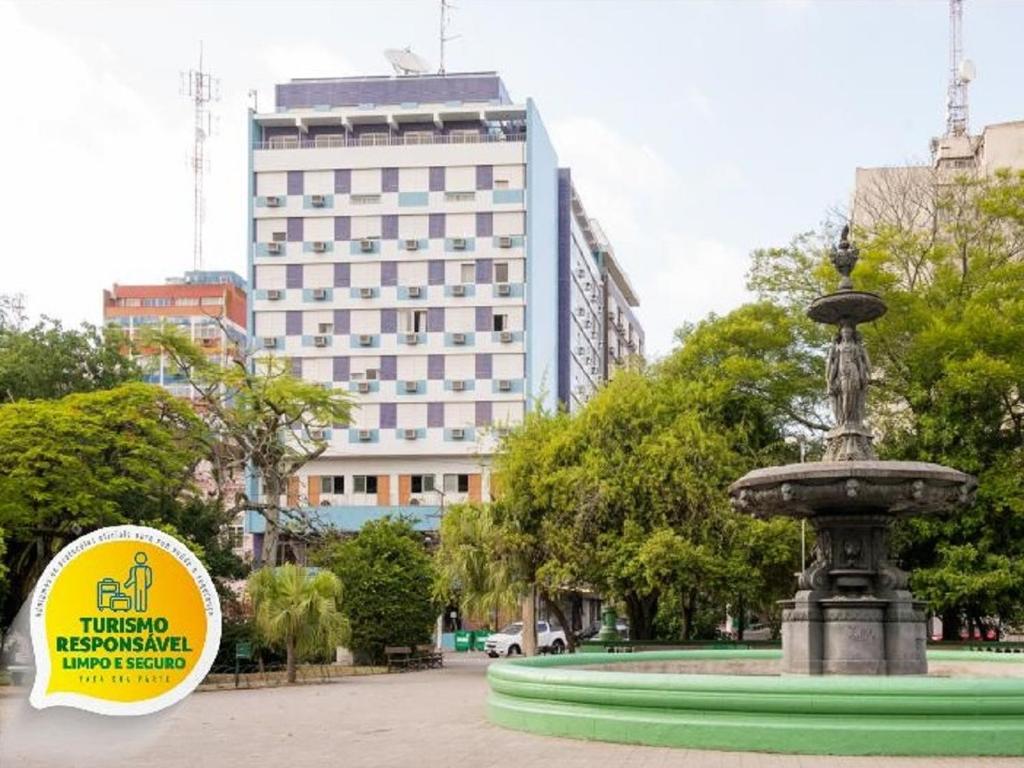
(0, 4, 196, 327)
(550, 116, 751, 357)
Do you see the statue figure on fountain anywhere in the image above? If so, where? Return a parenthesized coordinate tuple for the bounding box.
(826, 322, 870, 430)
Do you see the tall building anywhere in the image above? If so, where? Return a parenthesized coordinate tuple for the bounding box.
(246, 72, 643, 551)
(853, 119, 1024, 231)
(102, 270, 248, 398)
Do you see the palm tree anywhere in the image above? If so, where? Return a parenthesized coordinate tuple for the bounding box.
(247, 564, 348, 683)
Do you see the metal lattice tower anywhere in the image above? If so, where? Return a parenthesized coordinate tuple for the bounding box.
(945, 0, 969, 137)
(439, 0, 459, 75)
(182, 43, 218, 271)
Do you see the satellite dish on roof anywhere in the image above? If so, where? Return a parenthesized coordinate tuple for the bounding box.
(385, 48, 431, 76)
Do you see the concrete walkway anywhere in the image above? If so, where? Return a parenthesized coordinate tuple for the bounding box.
(2, 654, 1023, 768)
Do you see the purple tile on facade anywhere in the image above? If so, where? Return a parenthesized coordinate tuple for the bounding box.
(287, 171, 304, 195)
(476, 165, 493, 191)
(429, 213, 445, 239)
(427, 402, 444, 428)
(380, 261, 398, 287)
(475, 401, 492, 427)
(428, 260, 445, 285)
(286, 310, 303, 336)
(382, 167, 399, 193)
(287, 217, 303, 242)
(380, 355, 397, 381)
(286, 264, 303, 289)
(334, 262, 351, 288)
(427, 307, 445, 332)
(380, 402, 397, 429)
(333, 356, 350, 381)
(429, 166, 445, 192)
(475, 259, 493, 284)
(333, 309, 350, 334)
(475, 306, 492, 332)
(275, 75, 507, 110)
(382, 215, 398, 239)
(334, 169, 351, 194)
(291, 357, 303, 377)
(380, 308, 397, 334)
(334, 216, 351, 241)
(476, 212, 493, 237)
(475, 353, 492, 379)
(427, 354, 445, 380)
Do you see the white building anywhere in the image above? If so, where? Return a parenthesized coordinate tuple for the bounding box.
(245, 72, 643, 559)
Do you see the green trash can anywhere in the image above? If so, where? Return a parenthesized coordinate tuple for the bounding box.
(454, 630, 472, 652)
(473, 630, 490, 652)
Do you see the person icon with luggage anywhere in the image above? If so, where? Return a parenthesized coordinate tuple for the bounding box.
(123, 552, 153, 612)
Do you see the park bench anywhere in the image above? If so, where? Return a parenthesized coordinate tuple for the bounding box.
(412, 646, 444, 670)
(384, 646, 415, 672)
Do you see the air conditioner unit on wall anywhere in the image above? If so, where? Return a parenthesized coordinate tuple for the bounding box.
(452, 333, 466, 345)
(450, 428, 465, 440)
(359, 287, 375, 299)
(497, 236, 513, 248)
(403, 429, 418, 440)
(266, 195, 282, 207)
(358, 334, 373, 346)
(499, 331, 513, 343)
(407, 286, 422, 298)
(452, 380, 466, 391)
(358, 429, 372, 441)
(452, 237, 467, 250)
(262, 337, 277, 348)
(497, 379, 512, 392)
(360, 238, 375, 252)
(313, 335, 329, 347)
(312, 241, 328, 253)
(267, 242, 282, 255)
(404, 380, 419, 392)
(310, 194, 326, 207)
(496, 283, 511, 296)
(357, 381, 371, 393)
(404, 333, 419, 345)
(266, 289, 283, 301)
(404, 239, 420, 251)
(451, 284, 466, 297)
(312, 288, 328, 300)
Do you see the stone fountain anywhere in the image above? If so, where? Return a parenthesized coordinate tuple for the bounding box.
(729, 228, 977, 675)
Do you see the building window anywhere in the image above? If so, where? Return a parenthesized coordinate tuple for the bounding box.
(321, 476, 345, 495)
(227, 525, 244, 549)
(494, 262, 509, 283)
(141, 298, 172, 307)
(351, 368, 379, 381)
(272, 231, 287, 242)
(411, 475, 435, 494)
(449, 129, 479, 143)
(493, 314, 508, 332)
(353, 475, 379, 494)
(200, 297, 223, 306)
(460, 263, 475, 283)
(494, 179, 509, 189)
(405, 131, 434, 145)
(318, 322, 333, 334)
(177, 297, 200, 306)
(401, 309, 427, 333)
(443, 474, 470, 493)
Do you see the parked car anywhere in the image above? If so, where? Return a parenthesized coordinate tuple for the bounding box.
(484, 621, 567, 657)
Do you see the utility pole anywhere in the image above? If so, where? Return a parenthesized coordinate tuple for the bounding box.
(182, 43, 218, 271)
(439, 0, 460, 75)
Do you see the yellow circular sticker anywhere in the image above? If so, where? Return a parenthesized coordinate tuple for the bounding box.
(29, 525, 221, 716)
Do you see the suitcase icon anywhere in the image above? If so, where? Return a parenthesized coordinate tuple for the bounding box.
(97, 577, 128, 611)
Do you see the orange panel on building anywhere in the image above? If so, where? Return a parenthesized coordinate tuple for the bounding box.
(377, 475, 391, 506)
(468, 474, 482, 503)
(398, 475, 412, 506)
(287, 475, 299, 507)
(307, 476, 320, 507)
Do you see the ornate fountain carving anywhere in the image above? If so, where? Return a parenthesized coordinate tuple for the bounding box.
(729, 227, 977, 675)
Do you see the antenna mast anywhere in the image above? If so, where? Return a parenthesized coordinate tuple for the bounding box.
(945, 0, 969, 137)
(182, 43, 218, 271)
(439, 0, 458, 75)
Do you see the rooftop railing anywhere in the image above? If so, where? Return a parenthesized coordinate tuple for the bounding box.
(253, 132, 526, 151)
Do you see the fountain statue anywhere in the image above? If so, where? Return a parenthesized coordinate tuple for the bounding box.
(729, 228, 977, 675)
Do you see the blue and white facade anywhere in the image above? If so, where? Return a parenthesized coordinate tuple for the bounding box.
(246, 72, 641, 544)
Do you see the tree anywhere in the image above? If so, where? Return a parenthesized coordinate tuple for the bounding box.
(0, 383, 205, 631)
(143, 327, 353, 566)
(317, 518, 436, 664)
(0, 318, 139, 402)
(247, 563, 347, 683)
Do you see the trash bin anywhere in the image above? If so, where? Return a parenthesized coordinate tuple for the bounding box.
(454, 630, 472, 652)
(473, 631, 490, 652)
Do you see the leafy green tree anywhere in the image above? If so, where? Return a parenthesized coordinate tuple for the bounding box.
(0, 318, 139, 402)
(432, 502, 519, 623)
(247, 563, 347, 683)
(317, 518, 436, 664)
(143, 327, 353, 566)
(0, 383, 205, 630)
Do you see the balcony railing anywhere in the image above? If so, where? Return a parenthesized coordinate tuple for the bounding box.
(253, 132, 526, 151)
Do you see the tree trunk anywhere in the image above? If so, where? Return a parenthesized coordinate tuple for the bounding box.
(680, 589, 696, 641)
(521, 584, 537, 656)
(260, 473, 281, 567)
(286, 637, 297, 684)
(941, 608, 960, 641)
(540, 590, 575, 652)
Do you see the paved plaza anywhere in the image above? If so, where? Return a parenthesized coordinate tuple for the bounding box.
(3, 654, 1024, 768)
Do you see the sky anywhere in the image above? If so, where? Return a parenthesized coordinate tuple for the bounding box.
(2, 0, 1023, 357)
